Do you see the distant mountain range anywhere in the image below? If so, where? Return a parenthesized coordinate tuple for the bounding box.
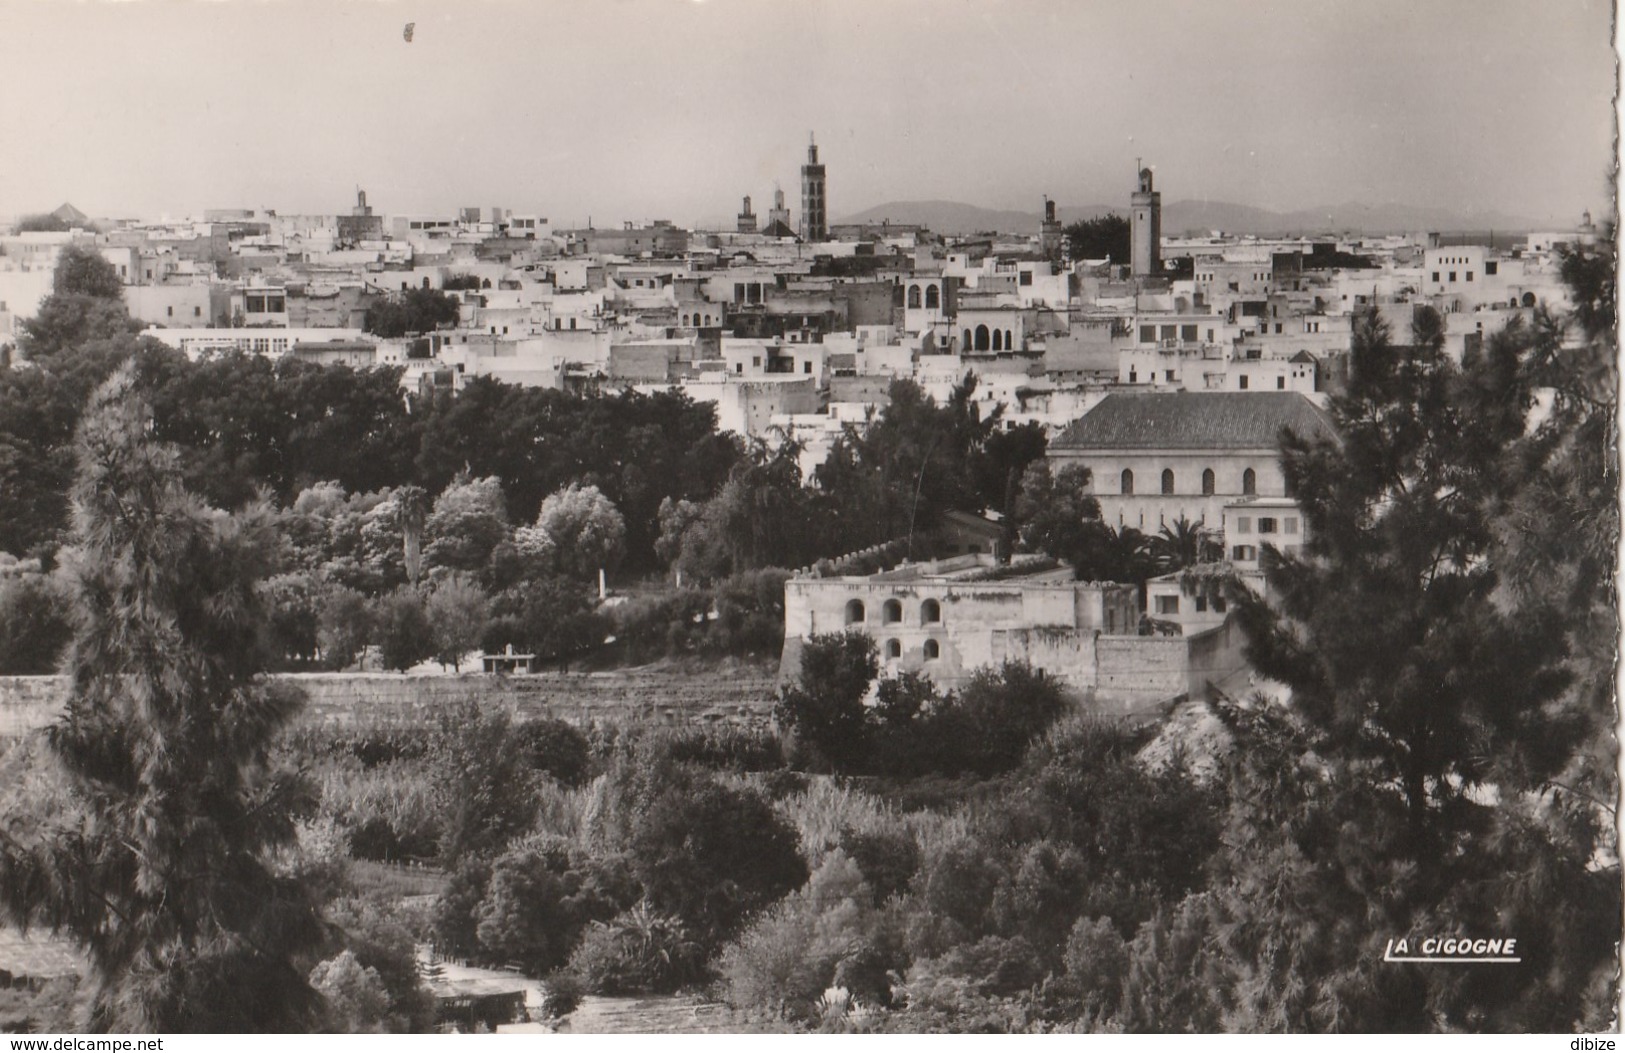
(834, 199, 1553, 237)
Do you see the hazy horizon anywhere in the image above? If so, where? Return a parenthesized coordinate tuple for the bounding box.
(2, 0, 1615, 228)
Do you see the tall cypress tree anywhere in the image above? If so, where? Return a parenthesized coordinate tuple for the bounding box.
(0, 364, 326, 1032)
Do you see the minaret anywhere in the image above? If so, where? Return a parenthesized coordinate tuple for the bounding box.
(1579, 209, 1598, 247)
(1040, 195, 1063, 259)
(800, 133, 827, 242)
(737, 194, 757, 234)
(1130, 165, 1162, 277)
(767, 184, 791, 232)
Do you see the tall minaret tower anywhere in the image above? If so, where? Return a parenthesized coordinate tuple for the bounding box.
(737, 195, 757, 234)
(1130, 165, 1162, 277)
(800, 133, 827, 242)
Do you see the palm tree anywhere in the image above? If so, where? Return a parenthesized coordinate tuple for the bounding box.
(1150, 515, 1220, 573)
(396, 484, 428, 584)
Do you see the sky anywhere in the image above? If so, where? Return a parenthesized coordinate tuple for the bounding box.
(0, 0, 1616, 227)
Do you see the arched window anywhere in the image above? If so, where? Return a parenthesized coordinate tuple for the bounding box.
(845, 599, 865, 625)
(923, 639, 940, 660)
(975, 325, 990, 351)
(681, 314, 689, 326)
(962, 328, 972, 350)
(992, 328, 1003, 351)
(1005, 329, 1014, 349)
(1242, 468, 1257, 496)
(1521, 292, 1536, 308)
(921, 599, 941, 624)
(885, 639, 902, 659)
(925, 285, 940, 309)
(1202, 468, 1215, 495)
(907, 285, 922, 309)
(1161, 469, 1175, 495)
(882, 599, 903, 624)
(1121, 469, 1134, 495)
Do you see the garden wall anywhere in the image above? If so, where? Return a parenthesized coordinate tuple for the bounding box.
(0, 669, 779, 740)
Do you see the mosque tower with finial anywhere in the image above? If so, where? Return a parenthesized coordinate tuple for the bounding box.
(1131, 164, 1162, 278)
(800, 132, 827, 242)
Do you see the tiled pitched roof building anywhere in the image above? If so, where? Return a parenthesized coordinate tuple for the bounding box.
(1050, 391, 1334, 451)
(1047, 391, 1335, 533)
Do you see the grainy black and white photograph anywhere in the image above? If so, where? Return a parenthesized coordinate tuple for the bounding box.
(0, 0, 1618, 1038)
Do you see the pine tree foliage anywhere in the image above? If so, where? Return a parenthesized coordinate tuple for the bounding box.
(0, 365, 326, 1032)
(1232, 305, 1577, 842)
(1218, 246, 1621, 1030)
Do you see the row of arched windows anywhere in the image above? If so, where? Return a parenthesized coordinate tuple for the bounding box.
(845, 598, 941, 625)
(884, 638, 940, 660)
(1119, 468, 1255, 496)
(905, 285, 942, 310)
(961, 326, 1016, 352)
(680, 312, 714, 326)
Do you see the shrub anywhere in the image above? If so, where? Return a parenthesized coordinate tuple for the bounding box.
(839, 827, 920, 906)
(318, 584, 373, 670)
(774, 631, 877, 772)
(348, 815, 439, 863)
(472, 837, 635, 975)
(537, 972, 583, 1019)
(431, 858, 492, 959)
(262, 571, 324, 668)
(1063, 915, 1129, 1018)
(483, 579, 605, 671)
(716, 851, 895, 1020)
(374, 586, 435, 671)
(926, 661, 1072, 777)
(310, 950, 390, 1033)
(628, 770, 808, 950)
(904, 836, 1006, 960)
(431, 701, 537, 862)
(659, 725, 784, 773)
(709, 568, 789, 654)
(757, 769, 810, 800)
(0, 569, 72, 675)
(988, 841, 1092, 964)
(513, 716, 592, 787)
(566, 902, 706, 995)
(425, 573, 488, 671)
(324, 896, 437, 1033)
(904, 934, 1046, 1005)
(1023, 720, 1221, 931)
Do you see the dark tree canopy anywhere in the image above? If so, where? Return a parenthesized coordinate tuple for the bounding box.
(14, 213, 72, 233)
(18, 295, 142, 361)
(1061, 213, 1131, 264)
(51, 245, 124, 299)
(774, 631, 878, 772)
(363, 287, 462, 337)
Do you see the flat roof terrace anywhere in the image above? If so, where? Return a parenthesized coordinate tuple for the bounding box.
(867, 553, 1069, 584)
